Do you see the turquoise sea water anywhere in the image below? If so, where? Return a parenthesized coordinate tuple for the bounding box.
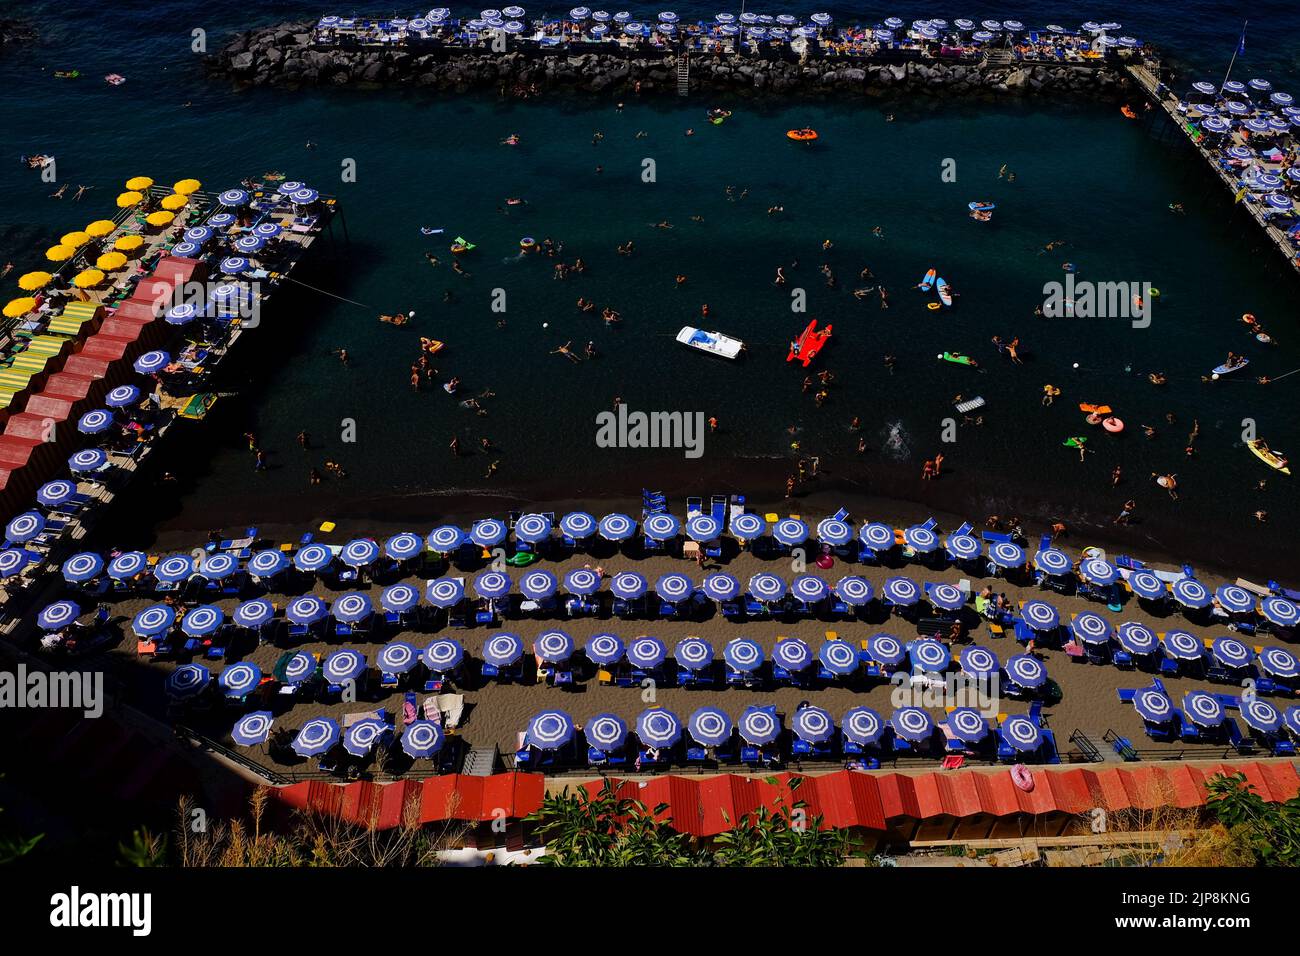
(2, 2, 1299, 575)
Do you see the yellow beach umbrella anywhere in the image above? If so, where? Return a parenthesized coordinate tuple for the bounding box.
(125, 176, 154, 191)
(73, 269, 106, 289)
(160, 193, 188, 211)
(84, 219, 117, 238)
(117, 191, 144, 208)
(145, 211, 175, 228)
(96, 252, 128, 270)
(3, 297, 37, 319)
(114, 234, 144, 252)
(173, 178, 201, 195)
(61, 230, 90, 248)
(46, 245, 76, 262)
(18, 271, 53, 291)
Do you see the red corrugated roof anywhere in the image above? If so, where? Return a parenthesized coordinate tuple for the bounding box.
(275, 772, 546, 829)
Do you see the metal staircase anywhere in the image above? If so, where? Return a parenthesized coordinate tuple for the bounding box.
(464, 744, 499, 776)
(677, 54, 690, 96)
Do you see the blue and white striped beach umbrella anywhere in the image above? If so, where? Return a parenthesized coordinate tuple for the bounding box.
(1242, 117, 1271, 133)
(233, 597, 275, 629)
(891, 707, 934, 743)
(688, 706, 732, 746)
(1286, 706, 1300, 739)
(1262, 596, 1300, 628)
(570, 6, 591, 18)
(68, 448, 108, 473)
(833, 575, 872, 605)
(685, 514, 721, 542)
(903, 525, 939, 553)
(5, 511, 44, 543)
(1128, 570, 1167, 600)
(427, 524, 465, 551)
(774, 637, 813, 672)
(563, 568, 601, 595)
(219, 661, 261, 696)
(247, 549, 289, 578)
(1242, 699, 1282, 735)
(520, 569, 558, 600)
(729, 512, 766, 540)
(701, 572, 740, 601)
(954, 18, 975, 30)
(960, 645, 1000, 679)
(340, 538, 380, 568)
(483, 633, 524, 667)
(1071, 612, 1113, 646)
(610, 570, 647, 599)
(1079, 558, 1119, 586)
(280, 652, 317, 685)
(252, 222, 281, 239)
(988, 541, 1025, 568)
(217, 188, 249, 207)
(104, 384, 140, 408)
(1162, 630, 1203, 662)
(1248, 77, 1272, 91)
(171, 242, 202, 257)
(232, 711, 273, 746)
(818, 639, 859, 676)
(1034, 548, 1072, 576)
(154, 553, 195, 584)
(1271, 91, 1294, 105)
(585, 632, 625, 665)
(1192, 80, 1216, 94)
(198, 552, 238, 580)
(1001, 715, 1042, 752)
(526, 710, 575, 749)
(946, 533, 982, 561)
(0, 549, 33, 578)
(38, 599, 80, 630)
(1259, 646, 1300, 680)
(559, 511, 596, 539)
(37, 479, 77, 507)
(810, 12, 832, 26)
(402, 720, 444, 758)
(627, 636, 667, 669)
(331, 592, 372, 624)
(514, 513, 552, 544)
(181, 604, 225, 638)
(502, 7, 525, 19)
(586, 713, 628, 751)
(947, 707, 989, 745)
(623, 23, 647, 36)
(637, 708, 682, 747)
(383, 532, 423, 561)
(842, 706, 885, 746)
(643, 513, 679, 542)
(1172, 578, 1212, 609)
(1225, 145, 1254, 161)
(61, 554, 103, 582)
(292, 718, 340, 757)
(323, 649, 367, 683)
(468, 518, 507, 547)
(286, 594, 328, 625)
(714, 13, 735, 24)
(292, 544, 332, 573)
(1181, 691, 1225, 728)
(166, 663, 210, 699)
(184, 225, 215, 244)
(343, 718, 388, 757)
(1006, 654, 1047, 689)
(289, 188, 319, 204)
(473, 570, 512, 599)
(972, 29, 993, 41)
(928, 582, 965, 611)
(425, 577, 465, 608)
(207, 212, 236, 228)
(598, 512, 636, 541)
(1117, 621, 1159, 655)
(76, 408, 113, 435)
(1212, 636, 1254, 669)
(106, 550, 147, 579)
(859, 522, 894, 551)
(883, 576, 920, 606)
(1022, 600, 1060, 631)
(674, 637, 713, 671)
(980, 19, 1001, 30)
(739, 706, 781, 745)
(793, 705, 834, 743)
(534, 629, 574, 663)
(724, 638, 764, 672)
(816, 518, 852, 547)
(910, 638, 951, 673)
(772, 518, 808, 546)
(655, 573, 693, 602)
(423, 639, 464, 672)
(791, 574, 828, 603)
(1264, 194, 1293, 210)
(132, 350, 170, 375)
(657, 10, 678, 22)
(1133, 687, 1175, 724)
(1224, 100, 1251, 115)
(748, 572, 786, 602)
(233, 235, 265, 254)
(867, 633, 906, 666)
(1201, 116, 1231, 133)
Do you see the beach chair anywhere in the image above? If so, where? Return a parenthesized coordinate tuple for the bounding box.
(1226, 719, 1255, 755)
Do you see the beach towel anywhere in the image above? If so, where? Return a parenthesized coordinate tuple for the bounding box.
(436, 693, 464, 728)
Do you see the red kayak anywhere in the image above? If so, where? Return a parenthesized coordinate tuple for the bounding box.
(787, 319, 833, 368)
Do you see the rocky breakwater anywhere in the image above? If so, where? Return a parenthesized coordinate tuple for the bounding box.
(209, 20, 1130, 99)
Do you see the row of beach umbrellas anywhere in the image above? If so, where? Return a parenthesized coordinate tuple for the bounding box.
(1131, 688, 1300, 739)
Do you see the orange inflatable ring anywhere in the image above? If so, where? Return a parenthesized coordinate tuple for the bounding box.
(1102, 416, 1124, 433)
(1243, 313, 1256, 323)
(786, 128, 819, 142)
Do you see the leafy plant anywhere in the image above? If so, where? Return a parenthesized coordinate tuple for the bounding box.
(1205, 772, 1300, 866)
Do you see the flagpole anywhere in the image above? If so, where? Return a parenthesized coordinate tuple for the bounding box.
(1219, 20, 1247, 93)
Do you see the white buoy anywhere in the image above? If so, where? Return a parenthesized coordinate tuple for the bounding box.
(1072, 362, 1080, 369)
(543, 322, 549, 328)
(1212, 372, 1220, 380)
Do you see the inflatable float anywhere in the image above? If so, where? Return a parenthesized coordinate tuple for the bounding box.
(105, 74, 126, 85)
(53, 70, 80, 79)
(1078, 403, 1112, 414)
(1011, 764, 1035, 791)
(519, 237, 537, 251)
(1211, 358, 1249, 376)
(927, 302, 942, 310)
(1247, 439, 1291, 474)
(708, 108, 732, 125)
(787, 319, 832, 367)
(968, 201, 995, 211)
(1063, 436, 1088, 448)
(450, 237, 476, 254)
(786, 128, 818, 142)
(1102, 416, 1124, 433)
(938, 351, 978, 366)
(936, 277, 953, 307)
(1121, 105, 1138, 119)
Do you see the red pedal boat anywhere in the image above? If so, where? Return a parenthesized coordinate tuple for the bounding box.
(787, 319, 833, 368)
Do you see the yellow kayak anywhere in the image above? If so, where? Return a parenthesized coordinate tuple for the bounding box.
(1247, 439, 1291, 475)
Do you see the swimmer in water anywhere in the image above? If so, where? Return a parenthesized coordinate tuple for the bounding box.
(551, 341, 582, 363)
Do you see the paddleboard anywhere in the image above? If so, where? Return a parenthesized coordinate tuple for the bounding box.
(968, 201, 996, 211)
(1247, 439, 1291, 475)
(954, 396, 985, 413)
(787, 320, 832, 367)
(938, 351, 977, 366)
(1211, 358, 1249, 375)
(917, 268, 936, 291)
(937, 278, 953, 307)
(1256, 332, 1275, 344)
